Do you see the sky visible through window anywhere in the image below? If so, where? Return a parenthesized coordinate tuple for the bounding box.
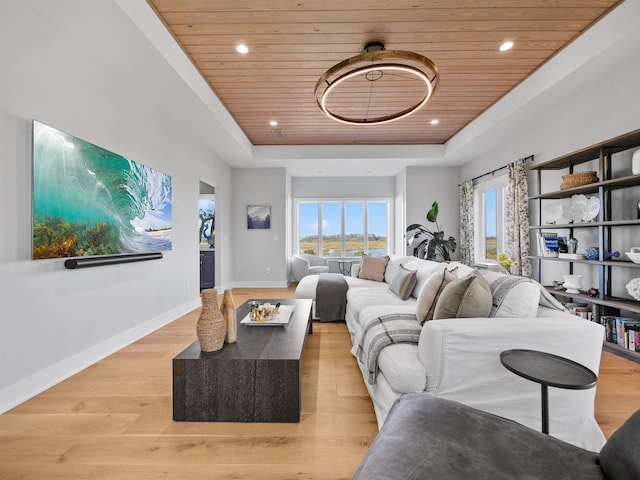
(486, 190, 497, 237)
(299, 203, 387, 237)
(298, 201, 388, 256)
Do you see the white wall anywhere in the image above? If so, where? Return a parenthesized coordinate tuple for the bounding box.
(292, 176, 395, 198)
(404, 167, 461, 260)
(232, 168, 288, 287)
(0, 2, 233, 412)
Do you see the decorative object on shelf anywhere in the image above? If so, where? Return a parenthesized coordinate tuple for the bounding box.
(539, 232, 559, 257)
(542, 203, 562, 224)
(552, 280, 565, 291)
(220, 289, 237, 344)
(562, 274, 583, 294)
(567, 237, 579, 254)
(196, 288, 226, 352)
(406, 201, 456, 261)
(314, 41, 439, 125)
(626, 247, 640, 264)
(632, 149, 640, 175)
(584, 247, 620, 261)
(497, 252, 513, 274)
(559, 171, 598, 190)
(587, 287, 599, 298)
(626, 278, 640, 301)
(585, 196, 600, 222)
(569, 194, 600, 223)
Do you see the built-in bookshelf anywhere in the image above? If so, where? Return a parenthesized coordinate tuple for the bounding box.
(529, 129, 640, 363)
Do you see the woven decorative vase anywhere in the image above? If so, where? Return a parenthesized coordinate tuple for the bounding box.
(196, 288, 226, 352)
(220, 289, 237, 344)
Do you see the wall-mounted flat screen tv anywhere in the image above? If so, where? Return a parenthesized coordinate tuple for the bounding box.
(32, 120, 172, 260)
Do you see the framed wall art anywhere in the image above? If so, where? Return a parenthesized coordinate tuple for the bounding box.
(247, 205, 270, 229)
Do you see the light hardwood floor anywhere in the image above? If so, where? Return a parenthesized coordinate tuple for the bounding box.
(0, 286, 638, 479)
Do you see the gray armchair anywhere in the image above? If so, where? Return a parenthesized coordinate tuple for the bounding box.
(291, 254, 329, 282)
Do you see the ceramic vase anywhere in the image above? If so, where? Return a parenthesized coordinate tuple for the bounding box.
(220, 289, 237, 344)
(563, 275, 583, 294)
(196, 288, 226, 352)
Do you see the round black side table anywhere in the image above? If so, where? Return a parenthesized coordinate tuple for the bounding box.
(500, 349, 597, 435)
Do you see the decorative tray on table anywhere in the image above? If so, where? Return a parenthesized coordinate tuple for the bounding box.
(240, 303, 295, 326)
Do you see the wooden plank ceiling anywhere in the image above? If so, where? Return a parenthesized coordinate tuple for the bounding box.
(148, 0, 621, 146)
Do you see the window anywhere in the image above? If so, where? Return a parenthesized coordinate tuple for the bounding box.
(474, 176, 507, 264)
(296, 200, 390, 257)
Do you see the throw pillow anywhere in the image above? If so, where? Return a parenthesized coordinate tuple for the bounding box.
(389, 264, 418, 300)
(359, 254, 390, 282)
(432, 271, 492, 320)
(416, 267, 459, 324)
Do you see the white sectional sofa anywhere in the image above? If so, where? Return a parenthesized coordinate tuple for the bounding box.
(295, 255, 606, 451)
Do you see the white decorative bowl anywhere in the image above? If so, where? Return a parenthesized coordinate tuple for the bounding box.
(626, 251, 640, 264)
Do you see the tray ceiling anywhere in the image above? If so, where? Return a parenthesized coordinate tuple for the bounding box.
(148, 0, 621, 146)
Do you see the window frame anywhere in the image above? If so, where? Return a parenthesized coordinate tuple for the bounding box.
(473, 175, 508, 264)
(295, 198, 392, 258)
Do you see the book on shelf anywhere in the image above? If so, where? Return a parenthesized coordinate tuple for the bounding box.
(601, 316, 618, 344)
(630, 327, 640, 353)
(538, 231, 559, 257)
(564, 303, 592, 320)
(602, 316, 640, 349)
(617, 318, 640, 349)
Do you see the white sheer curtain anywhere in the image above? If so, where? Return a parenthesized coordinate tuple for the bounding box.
(459, 180, 474, 266)
(505, 159, 531, 276)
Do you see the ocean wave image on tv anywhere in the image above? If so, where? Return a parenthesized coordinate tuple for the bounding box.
(32, 121, 172, 259)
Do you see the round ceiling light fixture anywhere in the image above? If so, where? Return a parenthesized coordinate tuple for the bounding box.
(314, 42, 439, 125)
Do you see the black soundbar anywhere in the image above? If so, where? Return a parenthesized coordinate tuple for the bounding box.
(64, 252, 163, 269)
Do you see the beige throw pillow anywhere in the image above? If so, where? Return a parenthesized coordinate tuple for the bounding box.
(358, 255, 390, 282)
(389, 264, 418, 300)
(432, 271, 492, 320)
(416, 267, 459, 324)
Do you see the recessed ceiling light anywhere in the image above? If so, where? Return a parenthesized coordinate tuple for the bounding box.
(269, 120, 278, 126)
(430, 119, 439, 125)
(499, 41, 514, 52)
(236, 44, 249, 54)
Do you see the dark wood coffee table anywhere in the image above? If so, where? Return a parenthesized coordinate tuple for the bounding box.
(173, 298, 313, 422)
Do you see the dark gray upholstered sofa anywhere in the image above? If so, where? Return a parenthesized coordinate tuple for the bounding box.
(353, 393, 640, 480)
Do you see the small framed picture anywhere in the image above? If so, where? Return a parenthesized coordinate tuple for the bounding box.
(247, 205, 271, 229)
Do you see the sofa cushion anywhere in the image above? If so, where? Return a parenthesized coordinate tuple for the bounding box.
(389, 264, 418, 300)
(384, 255, 416, 283)
(598, 409, 640, 479)
(433, 271, 492, 319)
(353, 393, 605, 480)
(377, 343, 427, 393)
(402, 259, 443, 298)
(359, 254, 390, 282)
(347, 291, 416, 334)
(480, 270, 540, 318)
(416, 267, 459, 323)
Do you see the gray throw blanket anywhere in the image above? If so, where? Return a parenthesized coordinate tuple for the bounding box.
(316, 273, 348, 322)
(353, 313, 421, 385)
(489, 275, 533, 316)
(489, 274, 567, 316)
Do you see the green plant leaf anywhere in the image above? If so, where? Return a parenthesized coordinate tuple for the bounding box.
(426, 201, 439, 223)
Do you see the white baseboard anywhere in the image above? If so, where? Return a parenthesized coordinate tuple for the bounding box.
(0, 298, 201, 414)
(232, 280, 290, 289)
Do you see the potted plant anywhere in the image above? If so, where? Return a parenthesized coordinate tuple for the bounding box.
(406, 201, 457, 261)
